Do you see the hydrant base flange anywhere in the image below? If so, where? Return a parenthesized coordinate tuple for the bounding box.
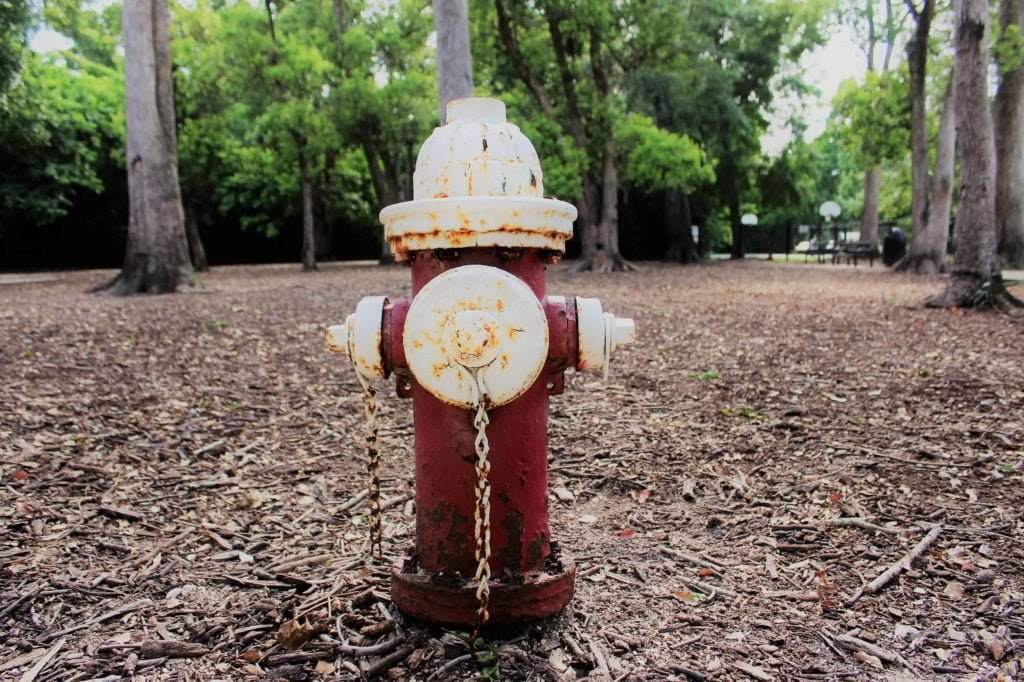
(391, 550, 575, 627)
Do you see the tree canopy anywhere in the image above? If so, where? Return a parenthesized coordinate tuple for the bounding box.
(0, 0, 1019, 271)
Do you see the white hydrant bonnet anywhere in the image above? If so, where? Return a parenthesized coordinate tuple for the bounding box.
(379, 98, 577, 260)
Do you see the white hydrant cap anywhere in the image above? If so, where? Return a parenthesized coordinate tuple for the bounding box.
(414, 97, 542, 200)
(379, 97, 577, 260)
(611, 317, 636, 350)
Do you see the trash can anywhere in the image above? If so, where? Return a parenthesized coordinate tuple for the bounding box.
(883, 227, 907, 266)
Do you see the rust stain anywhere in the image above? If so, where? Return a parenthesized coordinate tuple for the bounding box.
(499, 507, 524, 573)
(433, 193, 449, 199)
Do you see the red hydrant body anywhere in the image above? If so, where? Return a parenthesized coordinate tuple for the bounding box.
(327, 99, 633, 627)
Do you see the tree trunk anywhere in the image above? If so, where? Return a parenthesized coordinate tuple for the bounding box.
(930, 0, 1020, 307)
(861, 166, 881, 247)
(184, 202, 208, 272)
(102, 0, 191, 295)
(664, 188, 698, 263)
(572, 144, 632, 272)
(300, 150, 317, 272)
(995, 0, 1024, 268)
(726, 160, 744, 259)
(433, 0, 473, 124)
(899, 77, 956, 274)
(907, 0, 934, 242)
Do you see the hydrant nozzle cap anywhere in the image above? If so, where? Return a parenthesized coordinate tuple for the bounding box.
(612, 317, 636, 350)
(326, 323, 349, 358)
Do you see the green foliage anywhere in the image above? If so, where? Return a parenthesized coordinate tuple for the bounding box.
(0, 51, 122, 229)
(0, 0, 31, 92)
(615, 114, 714, 192)
(994, 24, 1024, 74)
(831, 69, 911, 168)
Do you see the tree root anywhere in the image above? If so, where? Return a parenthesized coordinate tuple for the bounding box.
(925, 272, 1024, 309)
(569, 254, 639, 273)
(893, 253, 946, 275)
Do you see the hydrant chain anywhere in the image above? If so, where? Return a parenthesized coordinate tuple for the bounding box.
(355, 370, 383, 559)
(464, 366, 493, 635)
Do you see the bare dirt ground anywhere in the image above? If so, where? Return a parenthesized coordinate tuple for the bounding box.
(2, 260, 1022, 682)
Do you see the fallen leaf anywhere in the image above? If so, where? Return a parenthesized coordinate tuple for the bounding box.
(277, 619, 316, 651)
(732, 660, 772, 680)
(315, 660, 334, 675)
(854, 651, 883, 669)
(630, 489, 652, 503)
(697, 567, 715, 577)
(673, 591, 696, 602)
(12, 470, 27, 481)
(240, 649, 262, 663)
(548, 647, 567, 672)
(552, 487, 574, 503)
(618, 528, 637, 539)
(942, 581, 965, 600)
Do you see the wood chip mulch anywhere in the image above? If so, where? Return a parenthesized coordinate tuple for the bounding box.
(1, 260, 1022, 681)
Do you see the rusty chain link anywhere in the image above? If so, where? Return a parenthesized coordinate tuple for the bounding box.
(354, 370, 383, 560)
(464, 365, 493, 641)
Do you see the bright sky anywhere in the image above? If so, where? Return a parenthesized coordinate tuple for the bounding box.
(762, 24, 867, 156)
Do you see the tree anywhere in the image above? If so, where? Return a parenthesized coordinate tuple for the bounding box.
(831, 70, 911, 244)
(433, 0, 474, 123)
(615, 113, 714, 263)
(929, 0, 1020, 307)
(489, 0, 825, 268)
(333, 0, 435, 262)
(904, 0, 934, 252)
(842, 0, 906, 247)
(101, 0, 192, 295)
(995, 0, 1024, 267)
(897, 76, 956, 273)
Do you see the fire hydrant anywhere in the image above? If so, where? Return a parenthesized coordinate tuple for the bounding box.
(326, 98, 635, 627)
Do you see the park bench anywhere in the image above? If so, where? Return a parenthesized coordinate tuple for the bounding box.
(833, 241, 876, 267)
(802, 246, 835, 263)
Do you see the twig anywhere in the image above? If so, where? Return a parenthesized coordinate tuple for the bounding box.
(19, 637, 64, 682)
(847, 525, 942, 604)
(660, 546, 727, 572)
(668, 663, 707, 681)
(426, 654, 473, 681)
(138, 641, 209, 659)
(584, 634, 611, 678)
(335, 636, 403, 657)
(362, 643, 414, 679)
(47, 599, 150, 639)
(267, 553, 332, 573)
(131, 529, 190, 568)
(681, 578, 737, 599)
(830, 633, 912, 669)
(762, 590, 820, 601)
(822, 517, 907, 535)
